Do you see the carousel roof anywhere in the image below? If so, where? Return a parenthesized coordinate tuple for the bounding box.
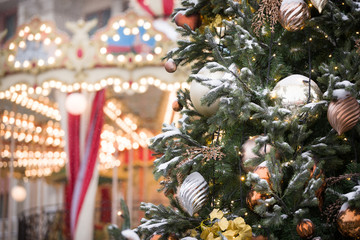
(0, 11, 186, 179)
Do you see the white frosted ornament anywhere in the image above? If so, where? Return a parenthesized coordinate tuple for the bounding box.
(11, 185, 27, 202)
(272, 74, 322, 108)
(65, 93, 87, 115)
(241, 136, 272, 172)
(190, 66, 224, 117)
(177, 172, 208, 216)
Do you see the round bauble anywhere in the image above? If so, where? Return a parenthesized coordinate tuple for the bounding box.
(252, 235, 268, 240)
(254, 165, 270, 184)
(337, 202, 360, 238)
(11, 185, 27, 202)
(165, 58, 177, 73)
(190, 66, 224, 117)
(272, 74, 321, 108)
(311, 0, 328, 13)
(65, 93, 87, 115)
(296, 219, 315, 239)
(172, 99, 183, 112)
(151, 234, 178, 240)
(174, 12, 201, 30)
(327, 94, 360, 135)
(246, 190, 270, 210)
(241, 136, 273, 172)
(279, 0, 310, 32)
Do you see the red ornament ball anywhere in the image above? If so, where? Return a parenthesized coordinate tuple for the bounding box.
(174, 12, 201, 30)
(172, 100, 183, 112)
(296, 219, 315, 239)
(165, 59, 177, 73)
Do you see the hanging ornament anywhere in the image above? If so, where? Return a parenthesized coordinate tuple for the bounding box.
(337, 202, 360, 238)
(150, 234, 178, 240)
(310, 0, 328, 13)
(177, 172, 208, 216)
(11, 185, 27, 202)
(279, 0, 310, 32)
(296, 219, 315, 239)
(241, 136, 272, 172)
(246, 190, 270, 210)
(252, 235, 268, 240)
(65, 93, 87, 115)
(172, 99, 183, 112)
(253, 164, 270, 184)
(272, 74, 321, 108)
(190, 66, 224, 117)
(165, 58, 177, 73)
(174, 11, 201, 31)
(327, 94, 360, 135)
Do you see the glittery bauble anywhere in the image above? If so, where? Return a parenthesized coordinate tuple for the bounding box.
(165, 58, 177, 73)
(174, 12, 201, 30)
(337, 202, 360, 238)
(279, 0, 310, 32)
(310, 0, 328, 13)
(241, 136, 272, 172)
(253, 165, 270, 184)
(296, 219, 315, 239)
(246, 190, 270, 210)
(172, 100, 183, 112)
(327, 96, 360, 135)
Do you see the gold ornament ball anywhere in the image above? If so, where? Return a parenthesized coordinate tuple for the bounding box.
(174, 12, 201, 30)
(165, 59, 177, 73)
(337, 202, 360, 238)
(253, 165, 270, 184)
(150, 234, 178, 240)
(279, 0, 310, 32)
(172, 100, 183, 112)
(252, 235, 268, 240)
(296, 219, 315, 239)
(246, 190, 269, 210)
(327, 93, 360, 135)
(241, 136, 272, 172)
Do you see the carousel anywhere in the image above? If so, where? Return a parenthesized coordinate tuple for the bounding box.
(0, 3, 186, 239)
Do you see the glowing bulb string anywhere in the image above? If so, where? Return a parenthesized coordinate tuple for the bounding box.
(263, 31, 275, 154)
(265, 31, 274, 87)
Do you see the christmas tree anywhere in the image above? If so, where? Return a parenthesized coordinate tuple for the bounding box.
(134, 0, 360, 239)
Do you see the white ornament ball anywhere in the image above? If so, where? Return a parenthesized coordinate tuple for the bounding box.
(272, 74, 322, 107)
(65, 93, 87, 115)
(241, 136, 272, 172)
(190, 66, 224, 117)
(11, 185, 27, 202)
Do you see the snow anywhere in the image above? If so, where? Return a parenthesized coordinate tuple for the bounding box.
(343, 184, 360, 201)
(153, 19, 178, 41)
(122, 229, 140, 240)
(335, 80, 354, 88)
(139, 219, 168, 230)
(332, 89, 350, 100)
(157, 156, 181, 171)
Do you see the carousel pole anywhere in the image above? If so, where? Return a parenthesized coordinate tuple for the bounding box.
(126, 148, 134, 226)
(111, 164, 118, 224)
(7, 106, 16, 239)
